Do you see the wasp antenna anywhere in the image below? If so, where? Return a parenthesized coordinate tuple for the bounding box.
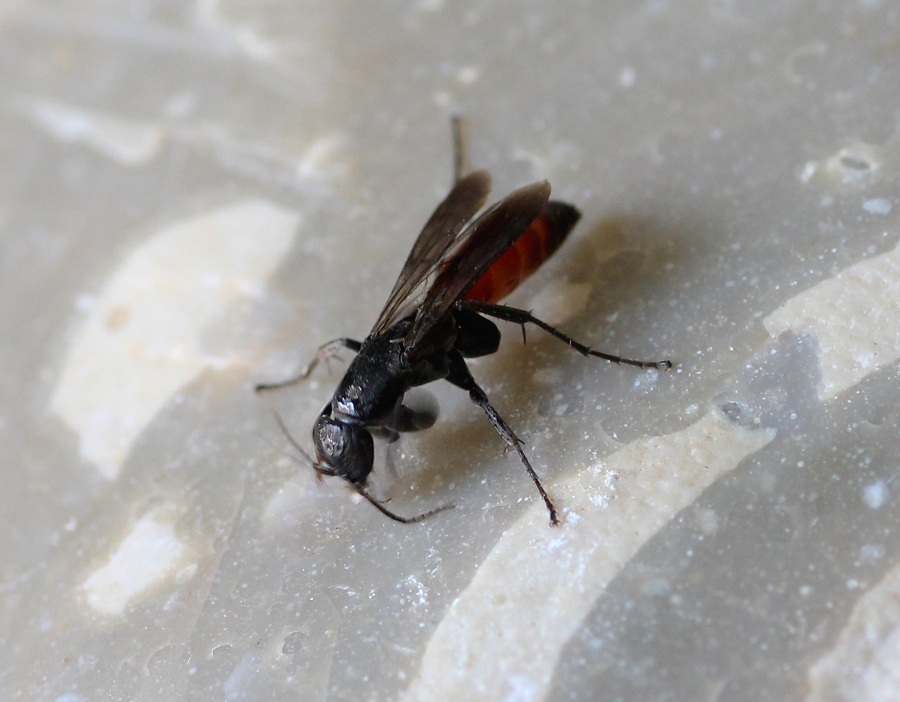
(272, 410, 318, 467)
(354, 485, 454, 524)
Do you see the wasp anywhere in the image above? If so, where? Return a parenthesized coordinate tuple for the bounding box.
(259, 119, 671, 525)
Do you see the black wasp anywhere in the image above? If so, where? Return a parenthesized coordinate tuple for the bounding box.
(259, 120, 671, 526)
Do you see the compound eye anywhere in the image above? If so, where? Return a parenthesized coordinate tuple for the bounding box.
(316, 420, 345, 459)
(313, 417, 374, 484)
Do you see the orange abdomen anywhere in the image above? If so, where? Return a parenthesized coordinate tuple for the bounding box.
(465, 201, 581, 304)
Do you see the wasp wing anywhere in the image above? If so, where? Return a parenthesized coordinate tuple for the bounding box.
(403, 180, 551, 353)
(370, 170, 492, 336)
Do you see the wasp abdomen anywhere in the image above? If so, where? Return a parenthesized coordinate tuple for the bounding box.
(464, 201, 581, 305)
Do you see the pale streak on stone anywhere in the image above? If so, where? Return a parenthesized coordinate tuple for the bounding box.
(405, 412, 774, 702)
(50, 200, 298, 479)
(764, 240, 900, 401)
(804, 564, 900, 702)
(20, 97, 164, 165)
(82, 509, 189, 616)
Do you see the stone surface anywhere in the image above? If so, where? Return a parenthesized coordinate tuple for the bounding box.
(1, 2, 899, 700)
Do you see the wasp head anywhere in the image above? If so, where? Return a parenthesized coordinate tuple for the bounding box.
(312, 414, 374, 485)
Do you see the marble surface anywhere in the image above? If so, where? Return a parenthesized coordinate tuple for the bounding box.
(2, 1, 899, 700)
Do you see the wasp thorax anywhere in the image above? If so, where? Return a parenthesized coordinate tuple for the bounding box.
(312, 415, 374, 485)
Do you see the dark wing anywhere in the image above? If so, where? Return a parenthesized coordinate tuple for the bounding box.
(370, 170, 492, 336)
(403, 180, 551, 353)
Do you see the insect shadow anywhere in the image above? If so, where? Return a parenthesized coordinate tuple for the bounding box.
(258, 118, 671, 526)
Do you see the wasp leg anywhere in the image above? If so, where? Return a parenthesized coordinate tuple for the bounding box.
(458, 300, 672, 370)
(370, 426, 401, 443)
(255, 337, 363, 392)
(370, 392, 439, 442)
(445, 351, 559, 526)
(393, 392, 440, 433)
(452, 306, 501, 358)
